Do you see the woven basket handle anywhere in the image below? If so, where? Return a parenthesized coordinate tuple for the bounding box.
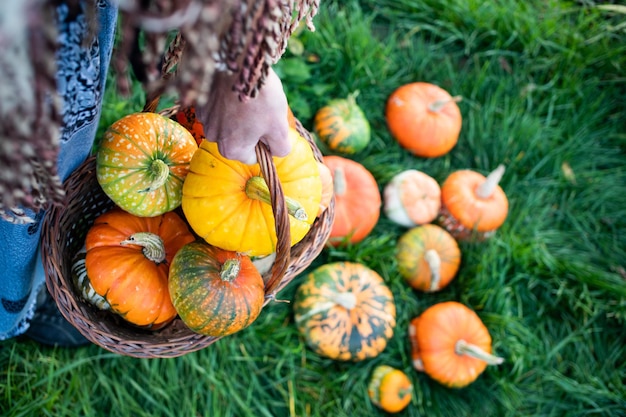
(255, 142, 291, 296)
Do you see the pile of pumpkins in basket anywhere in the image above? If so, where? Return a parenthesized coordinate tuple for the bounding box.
(301, 82, 509, 413)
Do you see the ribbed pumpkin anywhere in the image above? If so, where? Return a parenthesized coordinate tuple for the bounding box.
(408, 301, 504, 388)
(384, 169, 441, 227)
(368, 365, 413, 413)
(293, 262, 396, 362)
(313, 92, 371, 155)
(439, 165, 508, 240)
(169, 241, 265, 337)
(182, 128, 321, 257)
(323, 155, 381, 246)
(97, 112, 198, 217)
(396, 224, 461, 292)
(386, 82, 462, 158)
(84, 207, 195, 329)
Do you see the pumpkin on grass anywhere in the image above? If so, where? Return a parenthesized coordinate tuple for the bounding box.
(323, 155, 381, 246)
(408, 301, 504, 388)
(182, 128, 321, 257)
(97, 112, 198, 217)
(84, 207, 195, 329)
(169, 241, 265, 337)
(293, 262, 396, 362)
(396, 224, 461, 292)
(313, 92, 371, 155)
(439, 165, 508, 240)
(384, 169, 441, 227)
(386, 82, 462, 158)
(368, 365, 413, 413)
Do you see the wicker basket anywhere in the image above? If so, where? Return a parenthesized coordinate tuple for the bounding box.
(41, 119, 334, 358)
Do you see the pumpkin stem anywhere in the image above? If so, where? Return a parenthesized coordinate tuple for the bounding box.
(120, 232, 166, 264)
(220, 258, 241, 282)
(332, 167, 347, 196)
(245, 176, 308, 221)
(475, 164, 506, 199)
(428, 95, 463, 113)
(455, 339, 504, 365)
(141, 159, 170, 193)
(424, 249, 442, 291)
(332, 291, 357, 310)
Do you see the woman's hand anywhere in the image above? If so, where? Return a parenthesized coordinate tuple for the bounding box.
(196, 67, 291, 165)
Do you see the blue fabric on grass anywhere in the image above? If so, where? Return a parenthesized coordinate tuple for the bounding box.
(0, 0, 118, 340)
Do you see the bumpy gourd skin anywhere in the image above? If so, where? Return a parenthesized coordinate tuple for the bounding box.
(182, 128, 322, 257)
(97, 112, 198, 217)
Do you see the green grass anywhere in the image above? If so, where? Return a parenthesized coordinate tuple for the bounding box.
(2, 0, 625, 416)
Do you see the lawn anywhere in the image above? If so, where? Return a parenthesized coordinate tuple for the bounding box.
(2, 0, 625, 416)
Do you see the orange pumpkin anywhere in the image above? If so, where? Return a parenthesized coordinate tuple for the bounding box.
(383, 169, 441, 227)
(408, 301, 504, 388)
(368, 365, 413, 413)
(323, 155, 381, 245)
(386, 82, 462, 158)
(439, 165, 508, 240)
(396, 224, 461, 292)
(84, 208, 195, 329)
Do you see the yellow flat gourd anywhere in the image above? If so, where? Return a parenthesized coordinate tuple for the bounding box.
(182, 128, 321, 257)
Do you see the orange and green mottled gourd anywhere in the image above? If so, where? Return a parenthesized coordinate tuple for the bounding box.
(84, 207, 195, 329)
(182, 128, 321, 257)
(293, 262, 396, 362)
(386, 82, 462, 158)
(396, 224, 461, 292)
(323, 155, 381, 246)
(368, 365, 413, 413)
(408, 301, 504, 388)
(313, 92, 371, 155)
(168, 241, 265, 337)
(96, 112, 198, 217)
(439, 165, 508, 240)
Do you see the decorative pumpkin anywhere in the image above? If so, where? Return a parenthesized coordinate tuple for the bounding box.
(317, 161, 334, 216)
(439, 165, 508, 240)
(71, 247, 110, 311)
(182, 128, 321, 257)
(97, 112, 198, 217)
(323, 155, 381, 245)
(313, 92, 371, 155)
(408, 301, 504, 388)
(368, 365, 413, 413)
(396, 224, 461, 292)
(384, 169, 441, 227)
(386, 82, 462, 158)
(84, 207, 195, 329)
(169, 241, 265, 337)
(293, 262, 396, 362)
(175, 106, 206, 145)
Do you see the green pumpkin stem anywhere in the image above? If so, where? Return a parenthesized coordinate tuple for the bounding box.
(220, 258, 241, 282)
(120, 232, 166, 264)
(428, 95, 463, 113)
(139, 159, 170, 193)
(455, 339, 504, 365)
(424, 249, 441, 291)
(476, 164, 506, 199)
(332, 291, 357, 310)
(245, 176, 308, 221)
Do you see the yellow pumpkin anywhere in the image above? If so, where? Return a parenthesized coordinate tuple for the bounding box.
(182, 128, 322, 257)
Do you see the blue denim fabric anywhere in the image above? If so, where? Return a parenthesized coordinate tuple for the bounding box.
(0, 1, 118, 339)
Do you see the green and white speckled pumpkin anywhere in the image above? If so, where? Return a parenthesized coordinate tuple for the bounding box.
(96, 112, 198, 217)
(293, 262, 396, 361)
